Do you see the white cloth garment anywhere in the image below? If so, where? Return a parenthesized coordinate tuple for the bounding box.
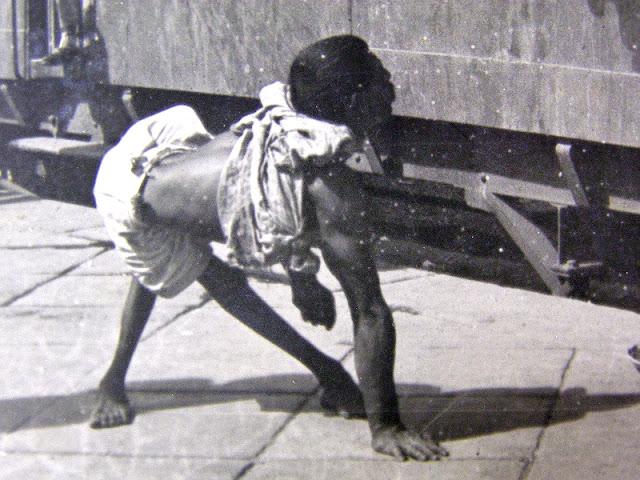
(93, 105, 214, 298)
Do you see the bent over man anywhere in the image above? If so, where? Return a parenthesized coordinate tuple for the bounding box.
(92, 35, 448, 461)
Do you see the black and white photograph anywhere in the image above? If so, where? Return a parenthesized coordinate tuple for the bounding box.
(1, 1, 639, 478)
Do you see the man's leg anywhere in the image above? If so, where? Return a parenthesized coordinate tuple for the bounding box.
(198, 256, 364, 418)
(80, 0, 99, 48)
(91, 278, 156, 428)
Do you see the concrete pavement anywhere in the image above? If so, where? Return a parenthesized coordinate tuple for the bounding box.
(1, 180, 639, 479)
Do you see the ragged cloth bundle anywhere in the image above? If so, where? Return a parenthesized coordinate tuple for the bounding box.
(217, 82, 358, 274)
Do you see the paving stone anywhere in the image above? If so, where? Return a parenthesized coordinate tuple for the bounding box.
(383, 276, 640, 352)
(0, 305, 190, 347)
(528, 402, 640, 480)
(389, 346, 572, 393)
(0, 345, 111, 433)
(378, 273, 582, 322)
(0, 246, 103, 303)
(0, 452, 247, 480)
(0, 198, 103, 235)
(245, 458, 525, 479)
(3, 392, 304, 460)
(262, 393, 548, 461)
(67, 225, 113, 244)
(0, 274, 54, 306)
(0, 344, 112, 397)
(404, 394, 551, 460)
(524, 348, 640, 480)
(0, 301, 253, 436)
(106, 301, 355, 396)
(557, 349, 640, 395)
(4, 193, 640, 479)
(259, 396, 375, 460)
(9, 273, 131, 307)
(0, 232, 97, 248)
(10, 274, 209, 308)
(0, 247, 101, 276)
(68, 249, 130, 276)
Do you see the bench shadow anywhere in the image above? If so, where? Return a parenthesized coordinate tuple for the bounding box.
(3, 375, 640, 443)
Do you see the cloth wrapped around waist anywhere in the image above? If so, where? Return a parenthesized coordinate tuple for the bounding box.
(93, 105, 215, 298)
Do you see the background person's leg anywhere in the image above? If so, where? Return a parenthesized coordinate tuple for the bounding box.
(81, 0, 99, 48)
(55, 0, 81, 52)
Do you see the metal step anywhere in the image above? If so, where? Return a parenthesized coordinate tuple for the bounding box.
(9, 137, 108, 160)
(551, 260, 604, 279)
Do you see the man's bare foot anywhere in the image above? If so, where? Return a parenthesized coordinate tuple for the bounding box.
(90, 386, 133, 429)
(372, 425, 449, 461)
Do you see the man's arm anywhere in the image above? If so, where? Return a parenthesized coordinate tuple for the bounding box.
(307, 164, 448, 461)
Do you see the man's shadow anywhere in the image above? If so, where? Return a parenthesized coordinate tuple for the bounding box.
(3, 374, 640, 443)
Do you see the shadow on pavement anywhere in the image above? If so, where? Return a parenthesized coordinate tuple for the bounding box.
(3, 376, 640, 442)
(399, 386, 640, 442)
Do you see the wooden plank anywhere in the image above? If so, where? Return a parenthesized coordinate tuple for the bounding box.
(9, 137, 107, 160)
(97, 0, 350, 97)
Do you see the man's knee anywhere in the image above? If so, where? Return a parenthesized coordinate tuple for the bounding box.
(198, 256, 249, 296)
(354, 300, 392, 331)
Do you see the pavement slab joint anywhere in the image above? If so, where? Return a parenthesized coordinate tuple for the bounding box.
(518, 348, 577, 480)
(1, 247, 111, 307)
(140, 295, 213, 342)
